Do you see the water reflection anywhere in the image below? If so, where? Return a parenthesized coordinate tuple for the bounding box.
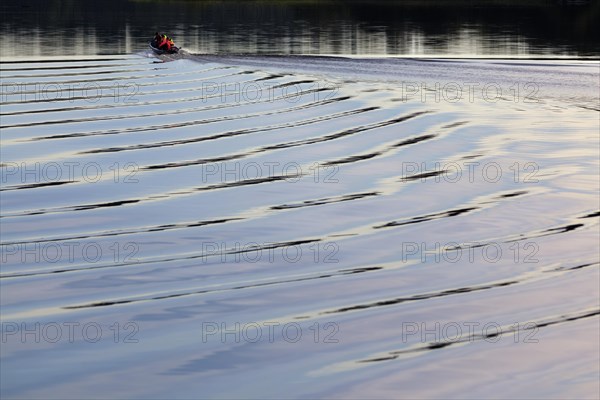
(1, 0, 598, 58)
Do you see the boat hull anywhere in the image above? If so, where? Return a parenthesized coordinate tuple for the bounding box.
(149, 42, 179, 55)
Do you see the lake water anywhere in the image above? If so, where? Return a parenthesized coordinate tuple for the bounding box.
(1, 1, 599, 399)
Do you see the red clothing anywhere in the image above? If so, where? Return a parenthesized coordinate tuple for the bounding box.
(159, 36, 171, 51)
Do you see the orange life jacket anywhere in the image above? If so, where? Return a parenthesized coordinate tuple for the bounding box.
(159, 35, 171, 51)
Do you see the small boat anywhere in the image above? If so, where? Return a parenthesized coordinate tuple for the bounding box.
(149, 40, 179, 55)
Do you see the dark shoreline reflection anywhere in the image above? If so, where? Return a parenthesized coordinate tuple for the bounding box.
(1, 0, 598, 58)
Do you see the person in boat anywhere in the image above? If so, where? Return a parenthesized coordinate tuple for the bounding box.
(153, 32, 162, 47)
(157, 33, 175, 51)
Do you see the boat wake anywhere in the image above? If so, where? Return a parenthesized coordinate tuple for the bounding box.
(1, 54, 598, 399)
